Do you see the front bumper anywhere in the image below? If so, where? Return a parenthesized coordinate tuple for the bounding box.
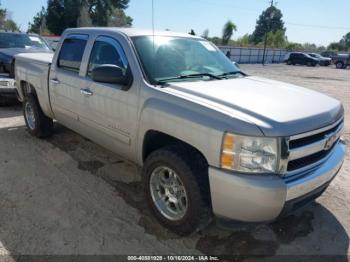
(208, 141, 346, 222)
(0, 76, 17, 97)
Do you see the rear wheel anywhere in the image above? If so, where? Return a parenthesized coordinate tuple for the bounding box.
(142, 145, 212, 235)
(336, 61, 345, 69)
(23, 94, 53, 138)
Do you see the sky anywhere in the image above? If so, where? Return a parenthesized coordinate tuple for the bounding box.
(2, 0, 350, 46)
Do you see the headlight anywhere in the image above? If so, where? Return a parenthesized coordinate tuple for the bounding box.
(220, 133, 279, 173)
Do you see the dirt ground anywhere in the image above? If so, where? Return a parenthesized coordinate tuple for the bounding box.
(0, 64, 349, 261)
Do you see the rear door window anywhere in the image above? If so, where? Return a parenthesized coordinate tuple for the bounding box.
(57, 34, 88, 72)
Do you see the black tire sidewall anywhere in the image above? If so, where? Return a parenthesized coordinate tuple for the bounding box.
(336, 62, 344, 69)
(142, 147, 210, 235)
(23, 96, 41, 136)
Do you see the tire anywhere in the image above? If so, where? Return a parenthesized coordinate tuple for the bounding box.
(286, 60, 292, 65)
(142, 145, 212, 235)
(307, 61, 312, 67)
(336, 61, 344, 69)
(23, 94, 53, 138)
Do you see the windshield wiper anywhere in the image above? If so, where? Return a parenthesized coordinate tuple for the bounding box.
(156, 73, 222, 84)
(218, 71, 247, 78)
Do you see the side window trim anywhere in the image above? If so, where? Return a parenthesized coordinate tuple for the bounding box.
(87, 35, 129, 77)
(57, 34, 89, 73)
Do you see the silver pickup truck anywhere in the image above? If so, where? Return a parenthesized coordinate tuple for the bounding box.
(15, 28, 346, 235)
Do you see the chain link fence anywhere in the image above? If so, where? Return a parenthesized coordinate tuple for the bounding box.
(219, 46, 289, 64)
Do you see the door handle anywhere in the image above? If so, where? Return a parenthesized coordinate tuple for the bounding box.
(50, 78, 60, 84)
(80, 88, 93, 96)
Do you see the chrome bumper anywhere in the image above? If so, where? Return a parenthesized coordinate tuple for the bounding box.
(0, 76, 16, 94)
(209, 141, 346, 222)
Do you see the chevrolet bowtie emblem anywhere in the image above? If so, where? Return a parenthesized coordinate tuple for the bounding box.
(324, 133, 337, 150)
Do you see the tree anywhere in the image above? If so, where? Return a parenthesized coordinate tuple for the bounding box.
(46, 0, 66, 35)
(188, 29, 196, 36)
(4, 19, 19, 32)
(341, 32, 350, 49)
(285, 42, 303, 51)
(88, 0, 130, 26)
(45, 0, 132, 35)
(251, 5, 285, 44)
(28, 7, 49, 34)
(327, 42, 347, 51)
(201, 29, 209, 39)
(77, 0, 92, 27)
(235, 34, 250, 47)
(265, 30, 287, 48)
(0, 7, 20, 32)
(222, 20, 237, 45)
(108, 8, 132, 27)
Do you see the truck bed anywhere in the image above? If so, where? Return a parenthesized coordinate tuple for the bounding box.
(15, 52, 54, 65)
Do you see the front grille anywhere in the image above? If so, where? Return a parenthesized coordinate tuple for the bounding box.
(289, 122, 342, 150)
(286, 119, 343, 175)
(287, 143, 336, 172)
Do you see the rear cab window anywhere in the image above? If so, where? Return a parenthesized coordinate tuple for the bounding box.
(57, 34, 88, 73)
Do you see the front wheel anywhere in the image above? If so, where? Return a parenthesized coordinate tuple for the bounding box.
(142, 145, 212, 235)
(23, 95, 53, 138)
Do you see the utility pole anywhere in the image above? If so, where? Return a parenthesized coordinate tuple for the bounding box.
(262, 0, 274, 65)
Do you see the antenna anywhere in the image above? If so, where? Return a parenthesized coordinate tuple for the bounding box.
(152, 0, 155, 35)
(151, 0, 156, 85)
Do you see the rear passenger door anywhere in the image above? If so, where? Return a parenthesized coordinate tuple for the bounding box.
(49, 34, 88, 126)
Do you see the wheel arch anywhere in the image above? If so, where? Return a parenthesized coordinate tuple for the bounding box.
(142, 130, 209, 167)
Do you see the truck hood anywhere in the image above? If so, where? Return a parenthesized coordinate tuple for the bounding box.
(166, 76, 343, 136)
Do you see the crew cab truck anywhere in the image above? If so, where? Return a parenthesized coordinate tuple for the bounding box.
(15, 28, 346, 235)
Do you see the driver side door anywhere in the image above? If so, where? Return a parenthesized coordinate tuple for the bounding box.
(79, 35, 139, 159)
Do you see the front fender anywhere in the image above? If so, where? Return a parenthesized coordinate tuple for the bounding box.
(137, 97, 262, 167)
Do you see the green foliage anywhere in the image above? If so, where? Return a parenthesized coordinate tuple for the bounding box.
(328, 42, 347, 52)
(88, 0, 130, 26)
(251, 6, 285, 44)
(326, 32, 350, 51)
(108, 8, 133, 27)
(222, 20, 237, 45)
(234, 34, 250, 47)
(285, 42, 303, 51)
(28, 7, 49, 34)
(341, 32, 350, 49)
(4, 19, 19, 32)
(46, 0, 66, 35)
(266, 30, 287, 48)
(0, 4, 20, 32)
(43, 0, 131, 35)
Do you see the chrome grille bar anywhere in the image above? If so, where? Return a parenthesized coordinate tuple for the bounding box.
(283, 118, 344, 177)
(289, 123, 343, 161)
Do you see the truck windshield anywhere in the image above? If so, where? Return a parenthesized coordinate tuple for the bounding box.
(132, 36, 241, 84)
(0, 33, 50, 50)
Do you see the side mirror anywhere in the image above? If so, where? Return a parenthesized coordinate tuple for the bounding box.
(91, 64, 130, 86)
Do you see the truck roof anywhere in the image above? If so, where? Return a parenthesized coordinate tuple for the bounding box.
(64, 27, 202, 39)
